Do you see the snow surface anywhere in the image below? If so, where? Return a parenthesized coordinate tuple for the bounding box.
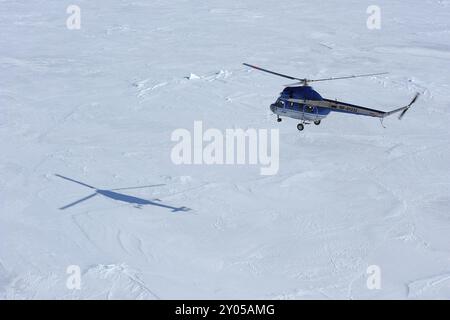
(1, 0, 450, 299)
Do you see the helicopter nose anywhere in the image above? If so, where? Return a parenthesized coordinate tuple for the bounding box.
(270, 104, 276, 113)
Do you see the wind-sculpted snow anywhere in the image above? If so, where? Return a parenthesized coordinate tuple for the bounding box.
(1, 0, 450, 299)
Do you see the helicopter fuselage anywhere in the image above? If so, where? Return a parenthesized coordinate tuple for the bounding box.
(270, 86, 330, 122)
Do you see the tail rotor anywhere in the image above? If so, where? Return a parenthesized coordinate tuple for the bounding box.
(399, 93, 420, 120)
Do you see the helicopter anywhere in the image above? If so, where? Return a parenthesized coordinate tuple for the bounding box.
(243, 63, 420, 131)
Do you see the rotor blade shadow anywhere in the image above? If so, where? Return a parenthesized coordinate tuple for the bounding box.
(55, 174, 190, 213)
(59, 193, 97, 210)
(55, 174, 96, 189)
(96, 190, 191, 213)
(111, 184, 166, 191)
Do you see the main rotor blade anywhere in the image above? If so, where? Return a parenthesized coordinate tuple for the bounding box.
(111, 184, 165, 191)
(309, 72, 389, 83)
(243, 63, 303, 81)
(55, 174, 96, 189)
(59, 193, 97, 210)
(244, 63, 388, 85)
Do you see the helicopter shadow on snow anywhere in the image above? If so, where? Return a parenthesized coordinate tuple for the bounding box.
(55, 174, 191, 213)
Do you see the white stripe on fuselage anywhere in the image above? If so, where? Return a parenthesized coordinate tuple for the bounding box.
(273, 107, 327, 121)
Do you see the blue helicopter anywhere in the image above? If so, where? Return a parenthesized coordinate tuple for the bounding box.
(244, 63, 420, 131)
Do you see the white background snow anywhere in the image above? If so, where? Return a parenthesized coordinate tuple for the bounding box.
(1, 0, 450, 299)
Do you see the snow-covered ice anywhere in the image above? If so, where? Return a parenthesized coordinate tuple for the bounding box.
(1, 0, 450, 299)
